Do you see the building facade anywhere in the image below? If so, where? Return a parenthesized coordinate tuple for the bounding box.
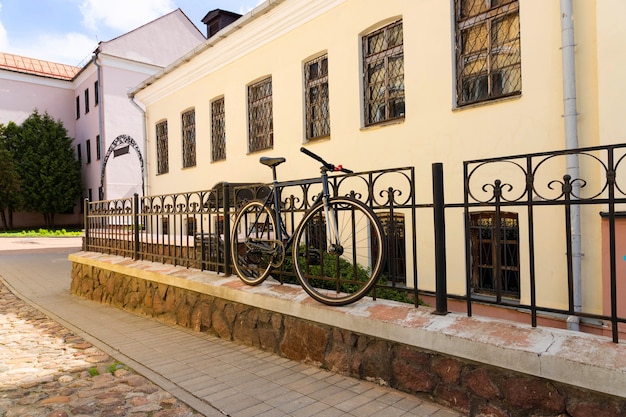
(131, 0, 625, 324)
(0, 9, 205, 227)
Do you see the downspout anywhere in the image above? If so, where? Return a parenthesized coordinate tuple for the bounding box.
(560, 0, 582, 330)
(129, 93, 148, 197)
(93, 53, 105, 200)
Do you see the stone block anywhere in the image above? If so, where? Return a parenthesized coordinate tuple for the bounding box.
(433, 356, 463, 385)
(280, 317, 328, 364)
(502, 378, 565, 413)
(463, 368, 500, 399)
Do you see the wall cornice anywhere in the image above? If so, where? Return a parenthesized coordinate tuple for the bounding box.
(0, 69, 74, 89)
(132, 0, 346, 105)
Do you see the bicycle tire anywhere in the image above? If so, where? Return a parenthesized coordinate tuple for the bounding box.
(292, 197, 385, 306)
(231, 200, 277, 285)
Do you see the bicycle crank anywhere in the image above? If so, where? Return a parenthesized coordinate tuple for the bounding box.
(244, 238, 285, 267)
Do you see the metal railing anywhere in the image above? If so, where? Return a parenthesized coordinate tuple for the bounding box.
(85, 167, 422, 303)
(460, 143, 626, 342)
(84, 143, 626, 342)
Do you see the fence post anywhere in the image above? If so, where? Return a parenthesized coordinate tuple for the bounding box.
(133, 193, 140, 260)
(223, 183, 232, 276)
(83, 198, 89, 251)
(432, 163, 448, 315)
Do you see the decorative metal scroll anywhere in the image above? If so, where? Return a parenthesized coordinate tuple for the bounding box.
(465, 146, 626, 205)
(100, 134, 145, 198)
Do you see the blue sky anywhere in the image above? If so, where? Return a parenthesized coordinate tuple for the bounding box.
(0, 0, 261, 66)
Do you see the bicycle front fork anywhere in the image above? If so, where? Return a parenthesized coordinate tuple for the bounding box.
(322, 197, 342, 255)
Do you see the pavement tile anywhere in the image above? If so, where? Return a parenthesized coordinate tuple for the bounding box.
(0, 241, 464, 417)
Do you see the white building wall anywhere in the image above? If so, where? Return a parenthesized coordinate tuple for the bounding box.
(0, 73, 75, 137)
(74, 65, 100, 202)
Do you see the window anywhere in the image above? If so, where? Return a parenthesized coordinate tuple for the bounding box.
(248, 77, 273, 152)
(77, 144, 82, 163)
(84, 89, 89, 114)
(305, 54, 330, 140)
(75, 96, 80, 119)
(363, 20, 404, 126)
(96, 135, 101, 160)
(156, 121, 169, 174)
(470, 211, 520, 298)
(86, 139, 91, 164)
(182, 109, 196, 168)
(211, 97, 226, 161)
(186, 217, 197, 236)
(376, 213, 406, 282)
(455, 0, 521, 106)
(94, 81, 99, 106)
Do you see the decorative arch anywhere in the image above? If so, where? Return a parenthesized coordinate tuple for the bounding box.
(100, 134, 145, 198)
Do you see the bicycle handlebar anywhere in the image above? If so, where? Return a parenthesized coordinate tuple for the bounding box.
(300, 147, 353, 174)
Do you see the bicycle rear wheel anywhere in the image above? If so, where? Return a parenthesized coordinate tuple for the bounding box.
(231, 200, 277, 285)
(292, 197, 385, 306)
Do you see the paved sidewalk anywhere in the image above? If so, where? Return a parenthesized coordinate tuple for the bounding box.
(0, 237, 463, 417)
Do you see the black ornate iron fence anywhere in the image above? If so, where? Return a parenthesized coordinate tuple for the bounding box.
(84, 167, 423, 304)
(83, 143, 626, 342)
(461, 143, 626, 343)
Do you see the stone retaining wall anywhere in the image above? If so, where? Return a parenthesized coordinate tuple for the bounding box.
(70, 259, 626, 417)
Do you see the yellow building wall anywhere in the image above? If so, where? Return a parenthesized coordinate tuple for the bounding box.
(136, 0, 624, 314)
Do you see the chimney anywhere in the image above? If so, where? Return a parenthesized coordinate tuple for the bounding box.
(201, 9, 242, 39)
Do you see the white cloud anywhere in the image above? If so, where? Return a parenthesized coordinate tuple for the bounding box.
(79, 0, 175, 33)
(10, 32, 96, 66)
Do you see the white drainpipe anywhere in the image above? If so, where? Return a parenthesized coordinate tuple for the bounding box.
(93, 53, 105, 200)
(560, 0, 582, 330)
(129, 94, 148, 197)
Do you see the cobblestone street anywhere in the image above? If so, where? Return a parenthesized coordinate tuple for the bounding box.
(0, 278, 201, 417)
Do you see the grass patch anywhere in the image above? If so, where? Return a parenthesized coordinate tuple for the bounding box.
(0, 228, 83, 237)
(107, 362, 127, 373)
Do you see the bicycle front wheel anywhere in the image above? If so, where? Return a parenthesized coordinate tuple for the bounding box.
(231, 200, 277, 285)
(292, 197, 385, 306)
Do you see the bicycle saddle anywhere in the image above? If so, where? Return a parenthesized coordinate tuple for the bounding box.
(260, 157, 286, 168)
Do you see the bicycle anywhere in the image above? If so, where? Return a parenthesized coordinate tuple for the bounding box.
(231, 147, 386, 306)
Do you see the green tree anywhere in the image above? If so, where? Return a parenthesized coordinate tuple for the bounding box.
(14, 110, 82, 227)
(0, 123, 22, 230)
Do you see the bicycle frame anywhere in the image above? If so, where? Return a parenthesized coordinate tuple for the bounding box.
(242, 168, 339, 258)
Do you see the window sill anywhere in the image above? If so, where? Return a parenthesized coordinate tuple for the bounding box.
(453, 93, 521, 112)
(360, 117, 405, 131)
(305, 135, 331, 143)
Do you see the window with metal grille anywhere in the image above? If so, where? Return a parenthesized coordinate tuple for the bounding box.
(455, 0, 521, 106)
(363, 20, 404, 126)
(305, 54, 330, 140)
(182, 109, 196, 168)
(96, 135, 101, 160)
(86, 139, 91, 164)
(84, 89, 89, 114)
(375, 213, 406, 282)
(248, 77, 273, 152)
(470, 211, 520, 298)
(211, 97, 226, 161)
(156, 121, 169, 175)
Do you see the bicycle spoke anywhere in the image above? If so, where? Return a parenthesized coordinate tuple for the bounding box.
(231, 201, 276, 285)
(293, 197, 384, 305)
